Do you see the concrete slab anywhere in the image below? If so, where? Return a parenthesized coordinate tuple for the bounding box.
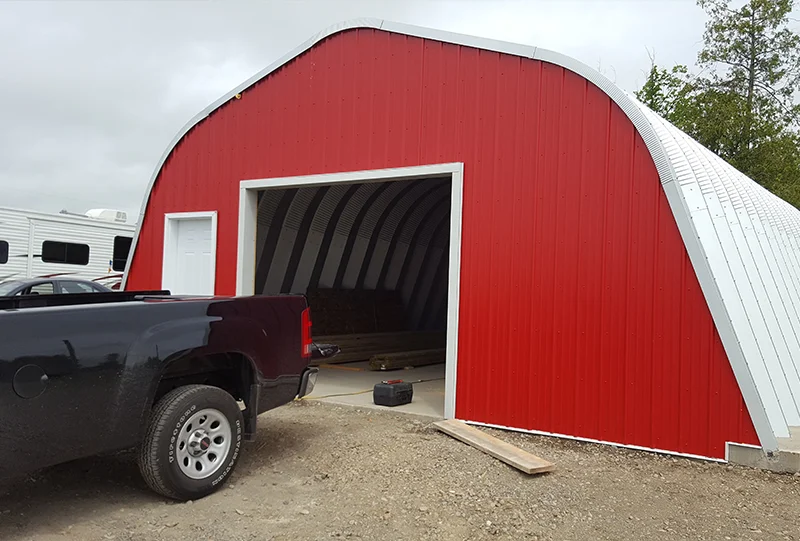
(778, 426, 800, 453)
(308, 361, 445, 418)
(728, 443, 800, 473)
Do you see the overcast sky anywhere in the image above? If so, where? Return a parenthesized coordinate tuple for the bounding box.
(0, 0, 731, 223)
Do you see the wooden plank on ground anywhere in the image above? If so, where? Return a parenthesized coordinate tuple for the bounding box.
(433, 419, 555, 475)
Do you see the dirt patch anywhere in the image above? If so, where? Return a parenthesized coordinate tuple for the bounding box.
(1, 401, 799, 540)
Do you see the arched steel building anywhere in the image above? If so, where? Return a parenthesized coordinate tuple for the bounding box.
(124, 19, 800, 465)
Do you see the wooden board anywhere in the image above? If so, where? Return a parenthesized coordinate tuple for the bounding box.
(433, 419, 555, 475)
(369, 348, 446, 370)
(311, 331, 446, 365)
(315, 330, 446, 343)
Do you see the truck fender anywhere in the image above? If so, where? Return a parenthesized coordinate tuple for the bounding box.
(110, 316, 222, 444)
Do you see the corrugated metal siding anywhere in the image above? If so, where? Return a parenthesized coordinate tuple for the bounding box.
(127, 29, 759, 458)
(249, 179, 451, 330)
(636, 102, 800, 441)
(0, 207, 134, 286)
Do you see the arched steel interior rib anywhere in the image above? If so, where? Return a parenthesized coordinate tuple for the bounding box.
(254, 177, 452, 331)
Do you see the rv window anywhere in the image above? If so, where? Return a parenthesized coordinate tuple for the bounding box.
(41, 241, 90, 266)
(112, 236, 133, 272)
(0, 241, 7, 264)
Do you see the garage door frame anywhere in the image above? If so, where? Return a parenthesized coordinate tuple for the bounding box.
(236, 163, 464, 419)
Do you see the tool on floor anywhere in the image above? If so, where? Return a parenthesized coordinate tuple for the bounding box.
(372, 379, 414, 406)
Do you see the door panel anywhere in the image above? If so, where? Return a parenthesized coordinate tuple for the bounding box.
(0, 305, 137, 477)
(163, 217, 215, 295)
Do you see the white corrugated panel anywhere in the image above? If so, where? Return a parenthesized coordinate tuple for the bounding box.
(531, 44, 799, 451)
(632, 102, 800, 445)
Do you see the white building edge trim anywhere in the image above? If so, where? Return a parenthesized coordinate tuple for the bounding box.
(123, 17, 800, 453)
(469, 420, 764, 464)
(234, 163, 464, 420)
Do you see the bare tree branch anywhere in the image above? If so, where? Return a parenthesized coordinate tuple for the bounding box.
(753, 80, 800, 117)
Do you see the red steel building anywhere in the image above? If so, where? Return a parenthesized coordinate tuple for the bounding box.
(125, 20, 800, 464)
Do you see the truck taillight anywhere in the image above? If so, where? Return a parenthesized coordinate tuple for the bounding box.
(301, 307, 312, 358)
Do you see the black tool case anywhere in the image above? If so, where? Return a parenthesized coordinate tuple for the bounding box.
(373, 380, 413, 406)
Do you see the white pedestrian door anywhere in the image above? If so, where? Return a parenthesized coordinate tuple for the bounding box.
(163, 216, 215, 295)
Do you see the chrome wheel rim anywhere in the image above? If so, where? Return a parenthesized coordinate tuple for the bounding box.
(176, 408, 232, 480)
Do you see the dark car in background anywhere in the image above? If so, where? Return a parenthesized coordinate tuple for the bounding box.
(0, 277, 111, 296)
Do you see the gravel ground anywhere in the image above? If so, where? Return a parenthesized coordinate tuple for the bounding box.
(1, 401, 799, 541)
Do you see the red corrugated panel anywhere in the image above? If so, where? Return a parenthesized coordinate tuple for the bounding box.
(127, 29, 759, 458)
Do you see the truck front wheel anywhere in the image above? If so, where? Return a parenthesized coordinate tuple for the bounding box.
(138, 384, 244, 500)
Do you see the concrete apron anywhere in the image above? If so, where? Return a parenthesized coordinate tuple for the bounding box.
(307, 362, 446, 419)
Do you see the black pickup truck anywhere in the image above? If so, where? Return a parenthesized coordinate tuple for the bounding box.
(0, 291, 335, 500)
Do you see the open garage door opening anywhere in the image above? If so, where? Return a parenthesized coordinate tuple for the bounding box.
(236, 164, 464, 419)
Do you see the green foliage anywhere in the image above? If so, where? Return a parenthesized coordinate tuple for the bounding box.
(636, 63, 692, 117)
(635, 0, 800, 207)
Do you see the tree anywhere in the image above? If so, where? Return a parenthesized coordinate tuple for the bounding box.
(698, 0, 799, 137)
(635, 0, 800, 206)
(636, 57, 692, 119)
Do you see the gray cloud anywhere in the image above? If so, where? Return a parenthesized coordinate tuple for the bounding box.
(0, 0, 727, 222)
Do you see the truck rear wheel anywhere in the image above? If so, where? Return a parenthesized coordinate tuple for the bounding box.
(138, 384, 244, 500)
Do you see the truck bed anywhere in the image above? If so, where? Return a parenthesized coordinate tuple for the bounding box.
(0, 290, 171, 310)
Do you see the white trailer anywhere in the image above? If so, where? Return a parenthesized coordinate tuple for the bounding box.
(0, 207, 136, 290)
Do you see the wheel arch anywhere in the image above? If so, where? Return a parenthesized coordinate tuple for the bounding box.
(149, 348, 262, 439)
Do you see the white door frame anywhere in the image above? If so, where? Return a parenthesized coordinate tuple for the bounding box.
(236, 163, 464, 419)
(162, 211, 218, 294)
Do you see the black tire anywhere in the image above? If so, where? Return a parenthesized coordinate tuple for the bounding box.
(138, 384, 244, 500)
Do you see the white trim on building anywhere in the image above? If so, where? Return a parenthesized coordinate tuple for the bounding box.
(236, 163, 464, 419)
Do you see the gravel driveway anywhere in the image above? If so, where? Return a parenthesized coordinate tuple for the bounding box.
(1, 401, 799, 541)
